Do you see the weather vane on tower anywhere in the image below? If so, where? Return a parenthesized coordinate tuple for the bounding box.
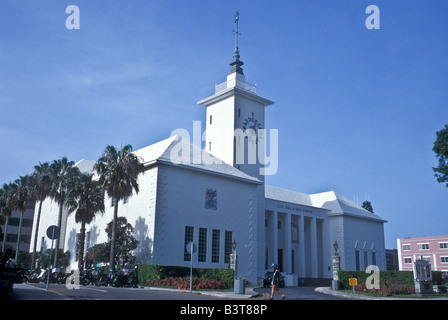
(233, 12, 240, 52)
(230, 11, 244, 75)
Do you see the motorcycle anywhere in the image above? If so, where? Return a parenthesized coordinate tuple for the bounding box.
(91, 268, 109, 287)
(111, 266, 138, 288)
(80, 268, 94, 286)
(56, 270, 73, 284)
(28, 268, 47, 283)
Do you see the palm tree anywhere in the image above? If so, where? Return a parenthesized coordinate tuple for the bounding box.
(94, 145, 145, 272)
(0, 182, 16, 254)
(12, 175, 35, 262)
(30, 162, 52, 268)
(65, 172, 105, 271)
(49, 157, 81, 268)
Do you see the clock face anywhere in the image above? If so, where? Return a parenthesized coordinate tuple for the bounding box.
(242, 113, 262, 143)
(242, 114, 262, 132)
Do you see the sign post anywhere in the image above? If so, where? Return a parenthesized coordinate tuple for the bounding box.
(45, 225, 60, 290)
(186, 242, 196, 293)
(349, 278, 358, 294)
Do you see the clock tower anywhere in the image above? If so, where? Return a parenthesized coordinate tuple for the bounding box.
(197, 13, 274, 182)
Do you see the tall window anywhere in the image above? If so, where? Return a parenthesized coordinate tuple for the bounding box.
(372, 251, 376, 266)
(364, 251, 368, 269)
(355, 250, 360, 270)
(40, 236, 45, 253)
(198, 228, 207, 262)
(212, 229, 220, 263)
(184, 226, 194, 261)
(75, 233, 80, 262)
(86, 231, 91, 250)
(224, 231, 233, 264)
(265, 248, 268, 269)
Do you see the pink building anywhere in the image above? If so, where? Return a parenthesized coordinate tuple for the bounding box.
(397, 235, 448, 276)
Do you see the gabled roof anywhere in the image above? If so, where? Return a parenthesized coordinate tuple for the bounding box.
(134, 135, 262, 184)
(74, 159, 96, 173)
(73, 136, 261, 185)
(265, 185, 314, 208)
(310, 191, 387, 222)
(265, 185, 387, 222)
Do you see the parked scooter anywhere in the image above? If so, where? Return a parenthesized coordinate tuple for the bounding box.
(111, 265, 138, 288)
(91, 268, 109, 287)
(56, 270, 73, 284)
(28, 268, 47, 283)
(80, 268, 95, 286)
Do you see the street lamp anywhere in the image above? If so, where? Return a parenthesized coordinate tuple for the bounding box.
(232, 240, 237, 280)
(333, 240, 339, 255)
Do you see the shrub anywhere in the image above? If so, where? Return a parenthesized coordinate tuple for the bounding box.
(146, 277, 228, 290)
(338, 270, 415, 296)
(137, 264, 234, 287)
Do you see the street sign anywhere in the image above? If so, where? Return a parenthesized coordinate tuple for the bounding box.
(186, 242, 197, 253)
(186, 242, 196, 293)
(46, 225, 60, 240)
(349, 278, 358, 286)
(45, 225, 60, 291)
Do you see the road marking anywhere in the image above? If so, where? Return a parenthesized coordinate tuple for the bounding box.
(252, 292, 270, 300)
(84, 287, 108, 293)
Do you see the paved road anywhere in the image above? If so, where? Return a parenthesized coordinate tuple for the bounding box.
(5, 283, 345, 300)
(3, 283, 346, 319)
(5, 283, 219, 300)
(253, 286, 345, 300)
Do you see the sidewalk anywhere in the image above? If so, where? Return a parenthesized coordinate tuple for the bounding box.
(315, 287, 448, 300)
(142, 285, 260, 299)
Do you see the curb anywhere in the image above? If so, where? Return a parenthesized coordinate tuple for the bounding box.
(142, 285, 260, 299)
(315, 287, 448, 300)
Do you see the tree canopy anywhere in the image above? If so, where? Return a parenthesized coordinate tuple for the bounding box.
(433, 124, 448, 188)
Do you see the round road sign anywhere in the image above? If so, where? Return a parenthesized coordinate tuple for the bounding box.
(46, 225, 60, 240)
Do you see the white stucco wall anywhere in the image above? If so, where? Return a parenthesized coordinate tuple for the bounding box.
(152, 163, 260, 283)
(329, 214, 386, 271)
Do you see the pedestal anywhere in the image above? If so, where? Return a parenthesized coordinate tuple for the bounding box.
(332, 253, 340, 291)
(414, 280, 433, 294)
(285, 274, 298, 287)
(234, 279, 245, 294)
(332, 280, 339, 291)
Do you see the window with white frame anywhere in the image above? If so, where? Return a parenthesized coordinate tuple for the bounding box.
(184, 226, 194, 262)
(418, 243, 429, 250)
(404, 258, 412, 264)
(439, 242, 448, 249)
(211, 229, 220, 263)
(198, 227, 207, 262)
(402, 244, 410, 251)
(441, 257, 448, 263)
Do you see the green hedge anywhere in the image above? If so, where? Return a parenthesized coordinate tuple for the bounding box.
(137, 264, 234, 287)
(338, 270, 414, 290)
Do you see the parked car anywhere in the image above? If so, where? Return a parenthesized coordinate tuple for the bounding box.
(262, 271, 285, 288)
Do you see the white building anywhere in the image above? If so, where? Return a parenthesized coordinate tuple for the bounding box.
(29, 27, 387, 286)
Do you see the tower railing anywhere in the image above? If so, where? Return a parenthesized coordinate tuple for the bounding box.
(215, 79, 257, 94)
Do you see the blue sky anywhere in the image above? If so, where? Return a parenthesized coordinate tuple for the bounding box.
(1, 1, 447, 249)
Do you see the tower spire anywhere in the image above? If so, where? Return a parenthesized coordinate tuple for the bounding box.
(229, 11, 244, 75)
